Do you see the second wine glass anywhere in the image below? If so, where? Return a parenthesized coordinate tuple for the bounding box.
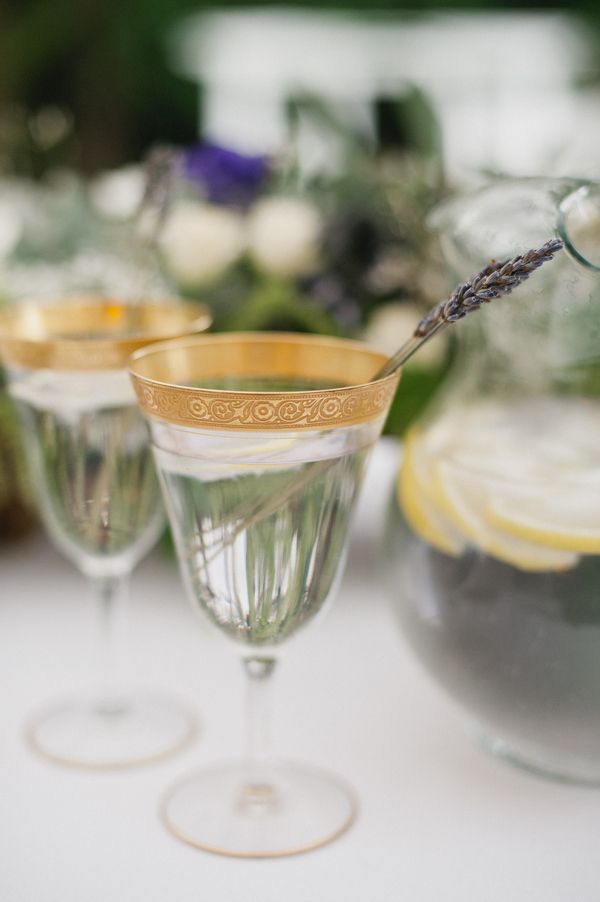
(0, 298, 211, 768)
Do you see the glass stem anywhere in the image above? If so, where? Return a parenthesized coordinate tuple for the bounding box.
(240, 656, 277, 808)
(90, 573, 129, 715)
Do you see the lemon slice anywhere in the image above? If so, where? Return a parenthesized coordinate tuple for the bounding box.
(397, 436, 465, 557)
(487, 498, 600, 555)
(431, 461, 578, 572)
(397, 398, 600, 573)
(202, 437, 300, 461)
(154, 437, 300, 480)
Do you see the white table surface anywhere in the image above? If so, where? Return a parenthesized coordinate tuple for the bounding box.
(2, 439, 600, 902)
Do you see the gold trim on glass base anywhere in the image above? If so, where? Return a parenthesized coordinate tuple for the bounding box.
(129, 332, 400, 431)
(160, 762, 358, 858)
(0, 298, 211, 371)
(25, 695, 200, 770)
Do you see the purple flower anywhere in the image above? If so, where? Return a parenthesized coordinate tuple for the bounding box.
(181, 142, 270, 207)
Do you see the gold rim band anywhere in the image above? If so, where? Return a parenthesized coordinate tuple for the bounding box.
(129, 332, 400, 431)
(0, 298, 211, 371)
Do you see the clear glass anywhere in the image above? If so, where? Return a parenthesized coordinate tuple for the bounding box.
(386, 177, 600, 783)
(0, 191, 209, 767)
(154, 420, 380, 855)
(131, 333, 395, 857)
(154, 424, 376, 652)
(6, 364, 195, 767)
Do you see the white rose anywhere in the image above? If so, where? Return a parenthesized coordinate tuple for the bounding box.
(89, 166, 145, 221)
(159, 200, 245, 288)
(247, 196, 321, 277)
(363, 302, 447, 368)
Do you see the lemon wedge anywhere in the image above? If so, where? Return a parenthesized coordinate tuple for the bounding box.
(398, 437, 465, 557)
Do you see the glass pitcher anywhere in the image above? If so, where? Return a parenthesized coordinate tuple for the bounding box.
(386, 177, 600, 783)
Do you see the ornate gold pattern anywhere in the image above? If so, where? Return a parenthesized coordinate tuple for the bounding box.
(130, 333, 400, 431)
(0, 298, 211, 371)
(132, 379, 398, 430)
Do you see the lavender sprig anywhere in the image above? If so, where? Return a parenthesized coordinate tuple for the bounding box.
(373, 237, 564, 380)
(415, 237, 564, 338)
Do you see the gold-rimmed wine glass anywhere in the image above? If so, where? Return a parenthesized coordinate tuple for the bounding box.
(129, 332, 399, 856)
(0, 298, 211, 768)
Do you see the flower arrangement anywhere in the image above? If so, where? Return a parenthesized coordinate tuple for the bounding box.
(132, 141, 450, 345)
(136, 140, 453, 437)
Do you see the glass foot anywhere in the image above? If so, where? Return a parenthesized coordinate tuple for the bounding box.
(26, 692, 198, 769)
(161, 760, 357, 858)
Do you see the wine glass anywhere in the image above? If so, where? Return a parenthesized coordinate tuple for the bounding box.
(129, 331, 399, 857)
(0, 298, 211, 768)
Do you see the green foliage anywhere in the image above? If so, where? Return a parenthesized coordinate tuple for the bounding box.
(3, 1, 599, 173)
(384, 362, 448, 436)
(0, 385, 36, 539)
(226, 278, 340, 335)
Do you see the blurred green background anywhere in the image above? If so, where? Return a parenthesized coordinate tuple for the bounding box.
(1, 0, 599, 175)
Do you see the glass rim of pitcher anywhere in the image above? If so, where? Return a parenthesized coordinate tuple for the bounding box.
(128, 331, 400, 432)
(0, 297, 212, 372)
(558, 184, 600, 273)
(429, 176, 600, 274)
